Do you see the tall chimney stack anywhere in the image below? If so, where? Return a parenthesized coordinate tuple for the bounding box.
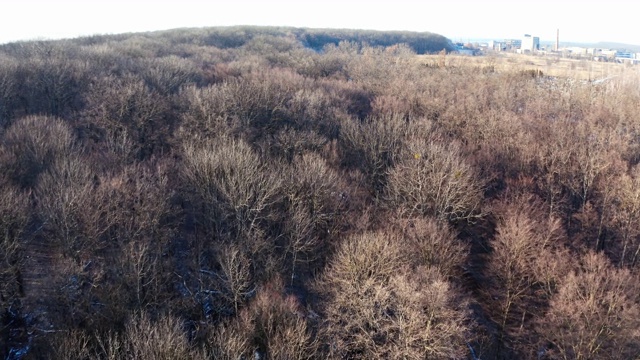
(556, 29, 559, 51)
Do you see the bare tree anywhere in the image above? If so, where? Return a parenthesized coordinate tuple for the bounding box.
(317, 231, 469, 359)
(125, 312, 203, 360)
(99, 162, 173, 313)
(0, 56, 18, 125)
(0, 178, 30, 310)
(564, 119, 618, 209)
(217, 244, 253, 314)
(82, 74, 170, 160)
(604, 165, 640, 266)
(139, 55, 201, 95)
(15, 44, 89, 116)
(182, 137, 282, 242)
(35, 155, 101, 259)
(1, 115, 74, 188)
(207, 320, 251, 360)
(386, 267, 470, 360)
(207, 277, 317, 359)
(44, 330, 92, 360)
(538, 252, 640, 360)
(178, 84, 238, 142)
(485, 194, 570, 355)
(284, 153, 345, 282)
(393, 216, 468, 278)
(121, 241, 159, 309)
(525, 118, 573, 217)
(340, 113, 408, 195)
(241, 278, 318, 360)
(386, 138, 484, 222)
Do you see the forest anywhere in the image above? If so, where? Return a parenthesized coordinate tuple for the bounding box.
(0, 25, 639, 359)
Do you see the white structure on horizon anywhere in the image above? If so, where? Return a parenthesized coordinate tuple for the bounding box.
(520, 34, 540, 52)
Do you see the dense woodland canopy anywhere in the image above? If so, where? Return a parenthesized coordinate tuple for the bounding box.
(1, 26, 640, 359)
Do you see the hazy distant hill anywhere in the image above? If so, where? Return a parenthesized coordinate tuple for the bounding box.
(540, 40, 640, 52)
(51, 26, 454, 54)
(592, 41, 640, 52)
(298, 27, 453, 54)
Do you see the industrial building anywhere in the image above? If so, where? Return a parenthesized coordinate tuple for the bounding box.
(487, 39, 522, 52)
(504, 39, 521, 50)
(520, 34, 540, 52)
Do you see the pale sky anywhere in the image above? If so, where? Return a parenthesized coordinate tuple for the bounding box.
(0, 0, 638, 45)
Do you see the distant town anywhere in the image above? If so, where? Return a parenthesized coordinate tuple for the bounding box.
(455, 30, 640, 64)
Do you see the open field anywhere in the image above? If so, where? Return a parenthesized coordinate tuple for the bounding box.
(420, 52, 640, 81)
